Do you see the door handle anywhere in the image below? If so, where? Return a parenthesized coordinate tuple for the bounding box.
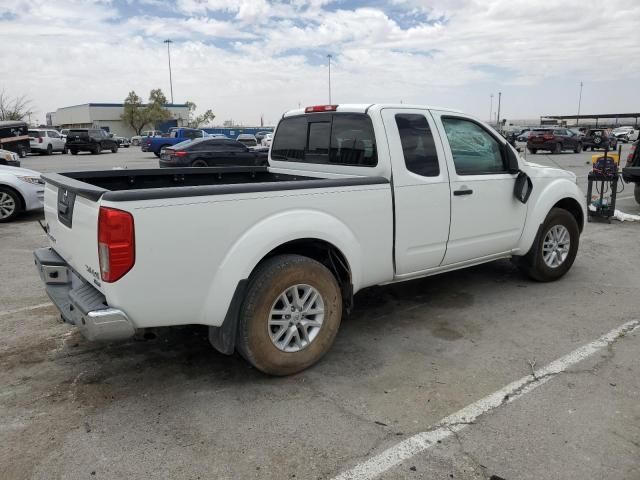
(453, 189, 473, 196)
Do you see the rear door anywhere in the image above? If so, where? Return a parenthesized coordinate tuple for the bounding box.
(430, 112, 527, 265)
(381, 108, 451, 275)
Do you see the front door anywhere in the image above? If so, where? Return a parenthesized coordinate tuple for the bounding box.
(381, 108, 451, 276)
(430, 112, 527, 266)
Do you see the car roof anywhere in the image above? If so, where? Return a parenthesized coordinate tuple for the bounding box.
(283, 103, 464, 118)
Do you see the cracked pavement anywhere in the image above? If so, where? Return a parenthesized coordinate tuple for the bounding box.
(1, 148, 640, 479)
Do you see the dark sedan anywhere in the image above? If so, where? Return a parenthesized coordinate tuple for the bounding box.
(159, 137, 269, 168)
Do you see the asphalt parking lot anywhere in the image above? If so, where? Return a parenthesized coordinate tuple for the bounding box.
(1, 146, 639, 480)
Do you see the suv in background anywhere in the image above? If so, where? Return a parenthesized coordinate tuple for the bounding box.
(28, 129, 66, 155)
(583, 128, 617, 151)
(66, 129, 118, 155)
(527, 127, 583, 154)
(236, 134, 258, 147)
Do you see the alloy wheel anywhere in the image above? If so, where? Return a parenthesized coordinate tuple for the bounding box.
(542, 225, 570, 268)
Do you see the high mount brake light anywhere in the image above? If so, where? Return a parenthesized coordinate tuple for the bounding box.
(305, 105, 338, 113)
(98, 207, 135, 283)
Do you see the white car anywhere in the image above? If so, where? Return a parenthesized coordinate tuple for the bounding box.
(0, 148, 21, 167)
(0, 165, 45, 222)
(34, 103, 585, 375)
(29, 129, 67, 155)
(261, 133, 273, 147)
(612, 126, 639, 143)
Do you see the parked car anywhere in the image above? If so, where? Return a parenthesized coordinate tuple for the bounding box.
(517, 131, 534, 142)
(255, 131, 271, 143)
(0, 165, 44, 222)
(0, 120, 30, 158)
(34, 103, 585, 375)
(60, 129, 69, 140)
(111, 135, 131, 148)
(133, 130, 162, 147)
(0, 148, 21, 167)
(622, 140, 640, 205)
(159, 138, 268, 168)
(28, 129, 67, 155)
(612, 126, 639, 143)
(236, 134, 258, 147)
(261, 133, 273, 147)
(582, 128, 618, 151)
(146, 128, 206, 157)
(527, 127, 583, 154)
(66, 128, 118, 155)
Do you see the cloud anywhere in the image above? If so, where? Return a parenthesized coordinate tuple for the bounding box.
(1, 0, 639, 125)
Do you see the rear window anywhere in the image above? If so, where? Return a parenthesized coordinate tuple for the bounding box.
(69, 130, 88, 135)
(29, 130, 43, 138)
(272, 113, 377, 167)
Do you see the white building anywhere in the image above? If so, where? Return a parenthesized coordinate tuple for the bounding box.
(52, 103, 190, 138)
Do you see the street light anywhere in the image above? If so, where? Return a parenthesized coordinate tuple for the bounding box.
(489, 93, 494, 123)
(164, 39, 174, 104)
(576, 81, 583, 126)
(496, 91, 502, 130)
(327, 54, 332, 104)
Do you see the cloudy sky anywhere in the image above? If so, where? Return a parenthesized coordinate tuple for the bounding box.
(1, 0, 639, 126)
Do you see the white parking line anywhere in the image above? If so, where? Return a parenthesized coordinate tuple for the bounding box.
(332, 319, 640, 480)
(0, 302, 52, 318)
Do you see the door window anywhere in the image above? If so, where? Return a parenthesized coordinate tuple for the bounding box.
(395, 114, 439, 177)
(442, 117, 506, 175)
(48, 131, 59, 138)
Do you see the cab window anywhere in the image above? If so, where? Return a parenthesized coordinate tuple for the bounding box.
(442, 117, 506, 175)
(395, 114, 439, 177)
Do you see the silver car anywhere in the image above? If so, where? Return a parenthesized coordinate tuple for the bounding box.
(0, 165, 45, 222)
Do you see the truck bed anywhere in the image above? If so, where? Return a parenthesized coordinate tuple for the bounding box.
(42, 166, 387, 202)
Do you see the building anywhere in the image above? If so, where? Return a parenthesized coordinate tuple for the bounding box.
(51, 103, 190, 137)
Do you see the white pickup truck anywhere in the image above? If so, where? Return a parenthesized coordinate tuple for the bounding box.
(35, 104, 585, 375)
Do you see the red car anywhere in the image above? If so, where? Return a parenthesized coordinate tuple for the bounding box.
(527, 128, 583, 154)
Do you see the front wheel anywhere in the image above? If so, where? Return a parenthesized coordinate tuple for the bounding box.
(70, 149, 78, 155)
(634, 184, 640, 205)
(517, 208, 579, 282)
(191, 159, 208, 167)
(17, 145, 27, 158)
(553, 142, 562, 154)
(92, 144, 101, 155)
(0, 187, 22, 223)
(574, 143, 582, 153)
(111, 145, 118, 153)
(528, 148, 537, 154)
(236, 254, 342, 376)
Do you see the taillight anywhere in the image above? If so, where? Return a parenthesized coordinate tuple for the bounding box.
(543, 134, 554, 140)
(38, 137, 43, 143)
(305, 105, 338, 113)
(174, 151, 187, 157)
(98, 207, 135, 283)
(627, 144, 637, 166)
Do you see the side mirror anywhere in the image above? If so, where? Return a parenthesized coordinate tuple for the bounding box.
(505, 144, 520, 174)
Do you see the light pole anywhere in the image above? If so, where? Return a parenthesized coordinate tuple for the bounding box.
(489, 93, 494, 123)
(576, 81, 583, 126)
(164, 39, 174, 104)
(327, 54, 332, 104)
(496, 91, 502, 130)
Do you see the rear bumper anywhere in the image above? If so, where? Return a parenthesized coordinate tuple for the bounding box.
(527, 141, 555, 150)
(622, 166, 640, 183)
(33, 247, 135, 342)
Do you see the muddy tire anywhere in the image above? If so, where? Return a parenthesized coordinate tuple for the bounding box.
(236, 254, 342, 376)
(517, 208, 579, 282)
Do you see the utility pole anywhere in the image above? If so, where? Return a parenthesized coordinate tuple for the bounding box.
(496, 91, 502, 131)
(489, 93, 494, 123)
(164, 39, 174, 104)
(576, 81, 583, 126)
(327, 54, 332, 104)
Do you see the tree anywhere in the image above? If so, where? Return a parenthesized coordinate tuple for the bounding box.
(0, 90, 32, 121)
(184, 100, 216, 128)
(144, 89, 172, 127)
(121, 91, 147, 135)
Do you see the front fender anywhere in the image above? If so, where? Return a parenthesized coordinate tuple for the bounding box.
(201, 209, 362, 327)
(516, 178, 586, 255)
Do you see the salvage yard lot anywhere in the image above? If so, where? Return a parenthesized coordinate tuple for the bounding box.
(1, 147, 640, 479)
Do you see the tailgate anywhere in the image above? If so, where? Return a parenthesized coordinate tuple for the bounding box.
(43, 181, 104, 291)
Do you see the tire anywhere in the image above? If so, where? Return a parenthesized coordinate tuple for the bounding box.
(62, 146, 68, 154)
(17, 145, 26, 158)
(111, 145, 118, 153)
(0, 187, 22, 223)
(191, 159, 208, 167)
(553, 142, 562, 154)
(528, 148, 537, 154)
(635, 184, 640, 205)
(92, 144, 101, 155)
(236, 254, 342, 376)
(574, 143, 582, 153)
(70, 149, 78, 155)
(517, 208, 580, 282)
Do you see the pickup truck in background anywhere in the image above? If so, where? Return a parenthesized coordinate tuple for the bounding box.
(144, 128, 206, 157)
(34, 104, 585, 375)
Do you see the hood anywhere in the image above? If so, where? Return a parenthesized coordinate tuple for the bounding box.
(523, 161, 576, 182)
(0, 165, 41, 177)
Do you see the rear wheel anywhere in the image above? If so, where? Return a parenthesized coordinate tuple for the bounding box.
(635, 184, 640, 205)
(574, 143, 582, 153)
(0, 187, 22, 223)
(111, 145, 118, 153)
(92, 144, 101, 155)
(191, 159, 208, 167)
(17, 145, 27, 158)
(517, 208, 579, 282)
(70, 149, 78, 155)
(553, 142, 562, 154)
(236, 254, 342, 376)
(528, 148, 537, 154)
